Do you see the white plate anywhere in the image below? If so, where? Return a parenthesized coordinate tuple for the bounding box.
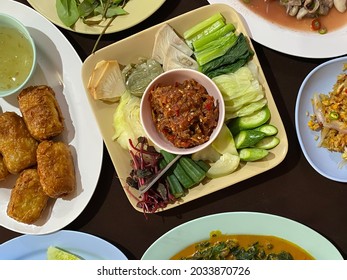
(207, 0, 347, 58)
(0, 0, 103, 234)
(28, 0, 166, 35)
(0, 230, 127, 260)
(295, 56, 347, 182)
(142, 212, 343, 260)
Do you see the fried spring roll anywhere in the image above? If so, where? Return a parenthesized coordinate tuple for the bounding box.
(0, 112, 38, 174)
(18, 85, 64, 141)
(7, 169, 49, 224)
(37, 140, 76, 198)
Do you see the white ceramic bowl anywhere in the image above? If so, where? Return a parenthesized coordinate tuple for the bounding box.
(0, 13, 36, 97)
(140, 68, 225, 155)
(295, 56, 347, 182)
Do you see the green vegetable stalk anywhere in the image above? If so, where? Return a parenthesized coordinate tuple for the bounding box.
(200, 33, 254, 78)
(192, 23, 236, 52)
(183, 13, 225, 40)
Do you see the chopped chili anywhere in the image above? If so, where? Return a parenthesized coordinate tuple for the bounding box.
(311, 19, 321, 31)
(149, 79, 219, 148)
(329, 111, 339, 120)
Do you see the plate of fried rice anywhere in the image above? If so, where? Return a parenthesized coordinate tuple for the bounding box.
(295, 56, 347, 182)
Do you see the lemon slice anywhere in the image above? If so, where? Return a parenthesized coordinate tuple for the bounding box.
(212, 123, 238, 156)
(206, 153, 240, 179)
(47, 246, 82, 260)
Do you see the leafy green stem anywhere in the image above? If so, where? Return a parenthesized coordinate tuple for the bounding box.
(91, 15, 115, 53)
(91, 0, 129, 54)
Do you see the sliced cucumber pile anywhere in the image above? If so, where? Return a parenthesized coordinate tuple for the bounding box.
(226, 106, 280, 162)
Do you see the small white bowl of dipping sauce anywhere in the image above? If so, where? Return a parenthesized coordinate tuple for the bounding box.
(140, 68, 225, 155)
(0, 13, 36, 97)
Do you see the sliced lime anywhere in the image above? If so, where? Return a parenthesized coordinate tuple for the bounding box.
(47, 246, 82, 260)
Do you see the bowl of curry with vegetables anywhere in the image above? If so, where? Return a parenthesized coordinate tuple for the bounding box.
(141, 212, 343, 260)
(140, 68, 225, 155)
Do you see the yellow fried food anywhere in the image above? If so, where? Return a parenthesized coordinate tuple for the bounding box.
(7, 169, 49, 224)
(0, 112, 38, 174)
(18, 85, 64, 141)
(0, 154, 9, 181)
(37, 140, 76, 198)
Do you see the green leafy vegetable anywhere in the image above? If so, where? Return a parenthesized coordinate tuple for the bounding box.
(56, 0, 130, 52)
(105, 5, 128, 17)
(77, 0, 99, 19)
(200, 33, 254, 78)
(181, 239, 294, 260)
(194, 33, 238, 66)
(56, 0, 128, 26)
(56, 0, 80, 27)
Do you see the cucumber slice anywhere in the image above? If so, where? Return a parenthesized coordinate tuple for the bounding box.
(191, 144, 221, 162)
(255, 136, 280, 149)
(234, 130, 266, 149)
(212, 123, 238, 156)
(228, 106, 271, 135)
(254, 124, 278, 136)
(206, 153, 240, 178)
(239, 148, 269, 162)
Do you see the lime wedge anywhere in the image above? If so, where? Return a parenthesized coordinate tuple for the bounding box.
(47, 246, 82, 260)
(206, 152, 240, 178)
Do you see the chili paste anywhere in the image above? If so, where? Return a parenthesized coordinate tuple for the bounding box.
(149, 79, 219, 148)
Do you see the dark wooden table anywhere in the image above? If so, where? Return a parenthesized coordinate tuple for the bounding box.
(1, 0, 346, 260)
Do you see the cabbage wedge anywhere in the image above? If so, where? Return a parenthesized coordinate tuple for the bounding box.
(112, 91, 145, 150)
(213, 64, 266, 121)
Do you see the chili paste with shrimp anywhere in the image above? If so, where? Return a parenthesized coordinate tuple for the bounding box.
(149, 79, 219, 148)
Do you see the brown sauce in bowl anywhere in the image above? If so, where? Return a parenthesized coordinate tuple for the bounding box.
(149, 79, 219, 148)
(240, 0, 346, 33)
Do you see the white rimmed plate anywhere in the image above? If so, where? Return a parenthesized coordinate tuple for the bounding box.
(295, 56, 347, 182)
(141, 212, 343, 260)
(27, 0, 166, 35)
(0, 230, 127, 260)
(0, 0, 103, 234)
(207, 0, 347, 58)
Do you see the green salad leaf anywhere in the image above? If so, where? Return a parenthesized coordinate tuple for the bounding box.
(56, 0, 80, 27)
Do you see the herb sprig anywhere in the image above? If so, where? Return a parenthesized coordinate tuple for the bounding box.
(56, 0, 130, 52)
